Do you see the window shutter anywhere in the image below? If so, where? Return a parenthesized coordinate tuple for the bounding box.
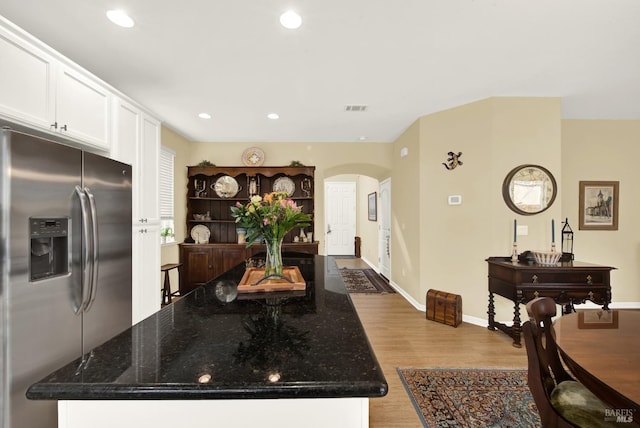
(159, 146, 175, 220)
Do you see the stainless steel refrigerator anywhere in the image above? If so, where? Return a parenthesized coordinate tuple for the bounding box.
(1, 128, 133, 428)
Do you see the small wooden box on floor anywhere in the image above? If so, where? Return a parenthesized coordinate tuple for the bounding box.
(426, 289, 462, 327)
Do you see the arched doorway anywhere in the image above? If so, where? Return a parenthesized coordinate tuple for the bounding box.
(322, 164, 391, 272)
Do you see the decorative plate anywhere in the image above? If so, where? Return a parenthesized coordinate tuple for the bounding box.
(241, 147, 265, 166)
(273, 176, 295, 196)
(190, 225, 210, 243)
(212, 175, 240, 198)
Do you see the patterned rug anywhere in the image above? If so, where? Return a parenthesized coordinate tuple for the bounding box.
(339, 269, 395, 294)
(398, 368, 540, 427)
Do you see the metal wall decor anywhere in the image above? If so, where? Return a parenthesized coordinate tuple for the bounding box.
(443, 151, 463, 170)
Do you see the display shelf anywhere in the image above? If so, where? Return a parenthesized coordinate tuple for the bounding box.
(185, 166, 315, 245)
(181, 166, 317, 293)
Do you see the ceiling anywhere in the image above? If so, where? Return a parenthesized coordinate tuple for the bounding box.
(1, 0, 639, 143)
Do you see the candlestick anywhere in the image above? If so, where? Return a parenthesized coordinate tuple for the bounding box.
(514, 219, 517, 243)
(552, 219, 555, 243)
(511, 242, 518, 262)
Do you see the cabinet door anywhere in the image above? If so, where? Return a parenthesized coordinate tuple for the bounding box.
(0, 25, 55, 128)
(55, 64, 111, 150)
(211, 246, 247, 278)
(111, 98, 140, 165)
(134, 113, 160, 224)
(182, 247, 215, 293)
(132, 225, 160, 324)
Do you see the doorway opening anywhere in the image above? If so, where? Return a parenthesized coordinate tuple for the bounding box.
(325, 181, 356, 255)
(324, 174, 391, 278)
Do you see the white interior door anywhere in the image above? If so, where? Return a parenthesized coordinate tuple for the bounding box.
(378, 178, 391, 278)
(325, 182, 356, 255)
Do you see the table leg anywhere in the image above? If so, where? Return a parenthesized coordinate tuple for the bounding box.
(511, 302, 522, 348)
(563, 302, 574, 314)
(487, 292, 496, 331)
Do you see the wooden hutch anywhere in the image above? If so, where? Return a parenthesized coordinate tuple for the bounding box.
(179, 165, 317, 294)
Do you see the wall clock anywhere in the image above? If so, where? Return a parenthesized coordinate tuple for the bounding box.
(502, 164, 557, 215)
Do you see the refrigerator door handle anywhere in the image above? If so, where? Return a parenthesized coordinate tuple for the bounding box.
(75, 185, 93, 314)
(84, 187, 99, 312)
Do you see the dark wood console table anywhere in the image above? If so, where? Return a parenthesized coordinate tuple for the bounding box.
(486, 257, 613, 347)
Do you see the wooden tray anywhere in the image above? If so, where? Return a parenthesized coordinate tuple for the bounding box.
(237, 266, 306, 293)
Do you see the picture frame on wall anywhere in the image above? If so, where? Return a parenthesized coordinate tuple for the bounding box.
(578, 181, 619, 230)
(368, 192, 377, 221)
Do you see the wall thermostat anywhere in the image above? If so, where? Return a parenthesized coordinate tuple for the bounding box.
(448, 195, 462, 205)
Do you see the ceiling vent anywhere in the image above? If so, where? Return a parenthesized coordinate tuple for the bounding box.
(345, 105, 368, 112)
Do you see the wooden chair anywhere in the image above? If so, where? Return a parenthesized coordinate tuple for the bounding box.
(523, 297, 622, 428)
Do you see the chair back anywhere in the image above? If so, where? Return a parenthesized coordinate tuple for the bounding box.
(523, 297, 575, 427)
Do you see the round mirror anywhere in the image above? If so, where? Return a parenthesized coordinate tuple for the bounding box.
(502, 164, 557, 215)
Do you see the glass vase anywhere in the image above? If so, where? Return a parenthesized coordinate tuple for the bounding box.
(264, 237, 284, 278)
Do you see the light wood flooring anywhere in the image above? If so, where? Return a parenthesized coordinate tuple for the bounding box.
(335, 258, 372, 269)
(350, 293, 528, 428)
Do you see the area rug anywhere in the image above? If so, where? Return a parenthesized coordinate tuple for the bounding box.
(398, 368, 540, 428)
(339, 269, 395, 294)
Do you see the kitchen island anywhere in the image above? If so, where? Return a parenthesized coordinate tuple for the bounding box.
(27, 254, 388, 428)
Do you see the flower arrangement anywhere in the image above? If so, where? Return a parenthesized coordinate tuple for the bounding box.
(231, 192, 311, 245)
(231, 192, 311, 276)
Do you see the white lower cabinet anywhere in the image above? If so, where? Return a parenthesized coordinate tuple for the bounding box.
(132, 225, 160, 324)
(113, 97, 161, 323)
(58, 398, 369, 428)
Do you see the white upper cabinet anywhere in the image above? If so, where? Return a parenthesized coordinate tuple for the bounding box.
(137, 114, 160, 224)
(54, 65, 111, 150)
(112, 98, 160, 225)
(111, 98, 141, 166)
(0, 17, 111, 151)
(0, 24, 55, 129)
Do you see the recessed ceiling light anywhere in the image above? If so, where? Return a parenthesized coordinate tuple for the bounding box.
(198, 113, 212, 119)
(359, 136, 367, 141)
(280, 11, 302, 29)
(267, 113, 280, 120)
(106, 10, 135, 28)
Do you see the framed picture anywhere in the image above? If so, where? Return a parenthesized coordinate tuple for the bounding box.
(578, 181, 619, 230)
(368, 192, 377, 221)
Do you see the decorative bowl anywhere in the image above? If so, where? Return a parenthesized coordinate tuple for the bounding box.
(532, 250, 561, 266)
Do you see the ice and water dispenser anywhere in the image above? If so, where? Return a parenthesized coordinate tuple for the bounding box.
(29, 217, 69, 281)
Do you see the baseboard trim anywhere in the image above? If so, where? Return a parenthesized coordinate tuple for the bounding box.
(388, 281, 640, 327)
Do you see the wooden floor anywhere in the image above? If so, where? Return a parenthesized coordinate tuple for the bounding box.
(350, 293, 528, 428)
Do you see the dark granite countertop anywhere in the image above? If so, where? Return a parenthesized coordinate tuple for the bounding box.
(27, 254, 388, 400)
